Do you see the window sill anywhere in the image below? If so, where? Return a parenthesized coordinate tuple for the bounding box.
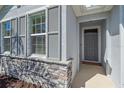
(29, 54, 46, 60)
(28, 54, 71, 65)
(3, 51, 11, 56)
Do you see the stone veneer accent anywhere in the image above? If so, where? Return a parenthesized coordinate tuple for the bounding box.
(0, 55, 72, 88)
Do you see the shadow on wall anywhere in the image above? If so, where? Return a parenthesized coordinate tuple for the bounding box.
(0, 5, 13, 20)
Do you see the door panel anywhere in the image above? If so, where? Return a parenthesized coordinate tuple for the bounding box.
(84, 29, 98, 61)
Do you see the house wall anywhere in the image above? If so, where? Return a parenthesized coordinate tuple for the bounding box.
(66, 6, 78, 81)
(106, 6, 121, 87)
(120, 6, 124, 88)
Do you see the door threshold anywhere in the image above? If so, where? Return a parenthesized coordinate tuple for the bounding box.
(80, 61, 102, 66)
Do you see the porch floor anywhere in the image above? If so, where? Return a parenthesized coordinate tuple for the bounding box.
(72, 63, 115, 88)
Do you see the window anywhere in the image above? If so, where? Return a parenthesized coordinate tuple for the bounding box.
(2, 18, 25, 56)
(30, 11, 46, 55)
(32, 35, 45, 54)
(2, 21, 11, 53)
(1, 6, 61, 60)
(2, 19, 18, 55)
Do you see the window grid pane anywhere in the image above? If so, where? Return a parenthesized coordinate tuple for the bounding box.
(30, 11, 46, 34)
(4, 38, 10, 51)
(30, 10, 46, 55)
(19, 17, 26, 36)
(11, 19, 17, 36)
(35, 24, 41, 33)
(3, 21, 11, 36)
(31, 35, 46, 54)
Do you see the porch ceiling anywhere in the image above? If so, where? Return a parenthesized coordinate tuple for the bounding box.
(72, 5, 113, 17)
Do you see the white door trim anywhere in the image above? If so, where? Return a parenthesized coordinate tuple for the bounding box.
(81, 26, 101, 63)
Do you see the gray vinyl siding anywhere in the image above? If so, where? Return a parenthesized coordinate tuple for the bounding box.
(66, 6, 77, 81)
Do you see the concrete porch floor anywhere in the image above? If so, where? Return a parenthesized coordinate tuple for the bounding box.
(72, 63, 115, 88)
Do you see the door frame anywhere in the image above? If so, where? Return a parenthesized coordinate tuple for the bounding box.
(81, 26, 101, 63)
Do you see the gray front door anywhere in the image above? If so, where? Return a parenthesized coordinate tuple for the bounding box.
(84, 29, 98, 61)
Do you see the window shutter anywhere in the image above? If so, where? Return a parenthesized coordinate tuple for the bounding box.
(48, 7, 58, 32)
(11, 19, 18, 56)
(18, 16, 26, 57)
(48, 6, 60, 60)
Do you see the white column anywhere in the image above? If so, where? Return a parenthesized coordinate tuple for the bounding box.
(61, 6, 67, 61)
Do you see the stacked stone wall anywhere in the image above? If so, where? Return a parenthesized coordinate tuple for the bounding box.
(0, 55, 72, 88)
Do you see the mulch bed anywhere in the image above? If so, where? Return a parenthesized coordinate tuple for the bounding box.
(0, 75, 42, 88)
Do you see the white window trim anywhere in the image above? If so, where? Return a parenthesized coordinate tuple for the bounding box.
(3, 36, 11, 38)
(3, 51, 11, 55)
(31, 33, 46, 36)
(30, 54, 46, 59)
